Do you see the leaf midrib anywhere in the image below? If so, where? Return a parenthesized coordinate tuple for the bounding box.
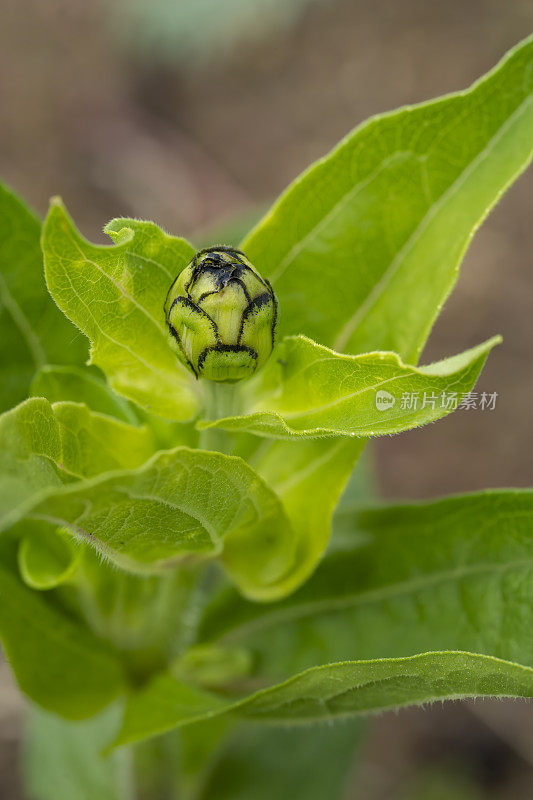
(67, 237, 167, 339)
(53, 249, 184, 387)
(261, 360, 476, 421)
(267, 151, 408, 285)
(116, 651, 533, 745)
(333, 93, 533, 352)
(214, 557, 532, 645)
(252, 88, 532, 355)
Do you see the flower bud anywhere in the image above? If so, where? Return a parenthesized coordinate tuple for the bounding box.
(164, 246, 278, 382)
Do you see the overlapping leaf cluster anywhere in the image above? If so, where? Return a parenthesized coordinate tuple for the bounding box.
(0, 35, 532, 797)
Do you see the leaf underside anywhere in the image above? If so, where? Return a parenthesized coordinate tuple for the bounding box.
(115, 650, 533, 747)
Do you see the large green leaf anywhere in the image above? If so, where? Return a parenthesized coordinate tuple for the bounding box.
(113, 490, 533, 745)
(27, 447, 296, 600)
(0, 397, 154, 530)
(209, 39, 531, 592)
(200, 334, 499, 438)
(23, 704, 132, 800)
(242, 35, 533, 361)
(0, 183, 87, 411)
(114, 650, 533, 746)
(31, 363, 200, 450)
(0, 536, 123, 719)
(31, 365, 138, 424)
(330, 447, 377, 549)
(42, 202, 200, 420)
(198, 490, 533, 678)
(0, 395, 358, 602)
(237, 436, 365, 595)
(196, 719, 365, 800)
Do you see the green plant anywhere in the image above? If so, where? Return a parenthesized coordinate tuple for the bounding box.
(1, 35, 532, 799)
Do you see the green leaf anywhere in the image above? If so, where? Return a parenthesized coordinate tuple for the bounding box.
(231, 651, 533, 722)
(0, 397, 154, 530)
(209, 40, 527, 594)
(31, 363, 200, 450)
(172, 643, 252, 689)
(42, 201, 200, 420)
(27, 447, 296, 600)
(199, 334, 499, 438)
(116, 676, 230, 746)
(236, 436, 365, 595)
(242, 36, 533, 361)
(331, 447, 377, 549)
(18, 523, 80, 590)
(177, 718, 234, 799)
(0, 397, 296, 600)
(140, 411, 200, 452)
(0, 535, 123, 718)
(196, 719, 365, 800)
(31, 365, 138, 424)
(23, 704, 132, 800)
(199, 490, 533, 679)
(51, 402, 154, 476)
(0, 183, 87, 412)
(114, 650, 533, 746)
(113, 490, 533, 742)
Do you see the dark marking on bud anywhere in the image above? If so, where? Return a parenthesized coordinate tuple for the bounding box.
(237, 291, 274, 344)
(198, 344, 258, 372)
(168, 296, 220, 342)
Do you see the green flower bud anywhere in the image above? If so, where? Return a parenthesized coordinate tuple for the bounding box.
(164, 246, 278, 382)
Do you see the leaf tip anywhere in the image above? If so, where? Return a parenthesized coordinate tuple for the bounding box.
(43, 196, 70, 232)
(48, 195, 65, 211)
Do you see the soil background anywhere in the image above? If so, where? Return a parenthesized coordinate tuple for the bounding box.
(1, 0, 532, 797)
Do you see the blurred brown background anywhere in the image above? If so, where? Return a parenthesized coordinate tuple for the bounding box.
(1, 0, 532, 797)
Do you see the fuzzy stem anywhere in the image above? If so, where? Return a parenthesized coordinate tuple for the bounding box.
(199, 381, 240, 454)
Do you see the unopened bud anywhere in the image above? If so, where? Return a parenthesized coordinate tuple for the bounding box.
(165, 246, 277, 382)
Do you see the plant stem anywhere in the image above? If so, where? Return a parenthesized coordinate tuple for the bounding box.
(199, 381, 240, 454)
